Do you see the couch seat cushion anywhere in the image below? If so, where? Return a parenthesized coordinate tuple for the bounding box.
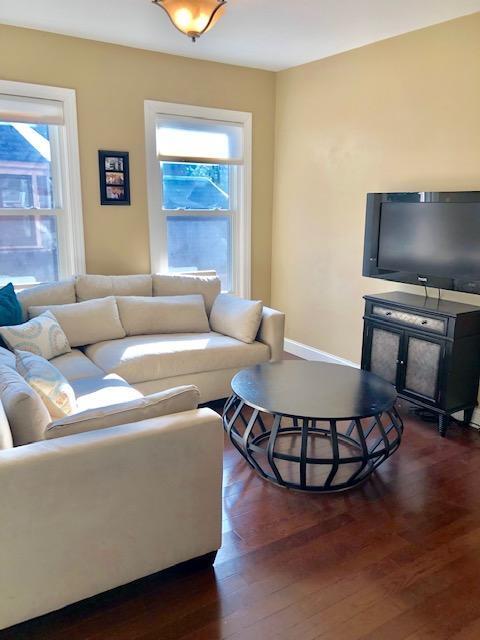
(46, 385, 199, 440)
(71, 374, 143, 412)
(50, 349, 104, 381)
(85, 332, 270, 385)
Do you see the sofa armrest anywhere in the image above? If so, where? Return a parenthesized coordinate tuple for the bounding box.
(0, 408, 223, 630)
(46, 385, 200, 440)
(256, 306, 285, 362)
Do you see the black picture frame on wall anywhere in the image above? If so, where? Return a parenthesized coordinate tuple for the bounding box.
(98, 150, 131, 205)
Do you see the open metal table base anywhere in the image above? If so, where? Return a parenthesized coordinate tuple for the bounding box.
(223, 394, 404, 493)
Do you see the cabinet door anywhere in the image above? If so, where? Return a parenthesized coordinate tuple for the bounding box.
(400, 333, 444, 404)
(364, 324, 402, 385)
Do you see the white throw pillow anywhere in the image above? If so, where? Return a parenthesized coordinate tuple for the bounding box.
(209, 294, 263, 344)
(0, 311, 71, 360)
(15, 350, 76, 420)
(116, 295, 210, 336)
(45, 384, 200, 439)
(29, 297, 126, 347)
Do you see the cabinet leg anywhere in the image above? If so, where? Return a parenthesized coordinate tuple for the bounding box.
(464, 407, 475, 426)
(438, 414, 450, 437)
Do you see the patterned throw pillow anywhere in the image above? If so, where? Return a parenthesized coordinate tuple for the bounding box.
(15, 350, 76, 420)
(0, 311, 71, 360)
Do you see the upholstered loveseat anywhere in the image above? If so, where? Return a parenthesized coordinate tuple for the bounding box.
(0, 273, 284, 630)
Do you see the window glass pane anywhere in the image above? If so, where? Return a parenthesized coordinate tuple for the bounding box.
(0, 122, 55, 209)
(162, 162, 230, 211)
(167, 215, 231, 291)
(0, 215, 59, 286)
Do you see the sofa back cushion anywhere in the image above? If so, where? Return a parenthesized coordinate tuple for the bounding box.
(152, 274, 220, 315)
(29, 297, 126, 348)
(76, 274, 152, 301)
(45, 384, 200, 439)
(0, 364, 51, 445)
(116, 295, 209, 336)
(15, 350, 77, 420)
(210, 294, 263, 344)
(0, 311, 71, 360)
(16, 279, 76, 320)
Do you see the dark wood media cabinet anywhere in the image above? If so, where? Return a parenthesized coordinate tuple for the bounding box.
(361, 291, 480, 436)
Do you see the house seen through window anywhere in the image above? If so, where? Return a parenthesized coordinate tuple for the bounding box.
(0, 84, 84, 288)
(146, 104, 251, 296)
(0, 122, 58, 286)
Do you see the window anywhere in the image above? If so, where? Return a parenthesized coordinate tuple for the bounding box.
(145, 102, 251, 296)
(0, 82, 84, 287)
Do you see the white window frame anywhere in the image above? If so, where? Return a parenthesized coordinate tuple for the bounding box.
(144, 100, 252, 298)
(0, 79, 85, 282)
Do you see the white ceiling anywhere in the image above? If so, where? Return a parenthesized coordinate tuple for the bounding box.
(1, 0, 479, 71)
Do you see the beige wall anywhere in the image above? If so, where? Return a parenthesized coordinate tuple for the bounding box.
(272, 13, 480, 363)
(0, 24, 275, 302)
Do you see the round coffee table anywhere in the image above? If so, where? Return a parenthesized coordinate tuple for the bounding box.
(223, 361, 403, 492)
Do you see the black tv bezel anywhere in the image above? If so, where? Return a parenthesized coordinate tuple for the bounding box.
(363, 191, 480, 295)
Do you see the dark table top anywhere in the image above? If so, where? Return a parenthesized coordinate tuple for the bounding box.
(231, 361, 397, 420)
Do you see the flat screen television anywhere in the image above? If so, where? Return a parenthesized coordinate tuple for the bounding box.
(363, 192, 480, 294)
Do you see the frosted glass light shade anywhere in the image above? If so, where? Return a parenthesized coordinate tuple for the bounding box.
(152, 0, 227, 41)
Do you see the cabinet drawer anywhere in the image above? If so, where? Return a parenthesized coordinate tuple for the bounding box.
(372, 305, 446, 335)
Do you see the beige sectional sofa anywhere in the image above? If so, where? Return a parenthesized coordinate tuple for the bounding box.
(0, 273, 285, 630)
(17, 273, 284, 405)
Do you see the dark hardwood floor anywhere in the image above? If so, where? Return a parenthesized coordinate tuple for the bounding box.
(4, 360, 480, 639)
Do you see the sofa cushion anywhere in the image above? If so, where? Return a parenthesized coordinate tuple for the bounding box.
(29, 297, 126, 348)
(16, 279, 76, 319)
(0, 364, 51, 445)
(210, 294, 263, 344)
(76, 274, 152, 301)
(45, 385, 200, 440)
(0, 311, 71, 360)
(71, 374, 143, 412)
(152, 274, 220, 315)
(50, 349, 105, 381)
(85, 332, 270, 385)
(116, 295, 209, 337)
(15, 350, 76, 419)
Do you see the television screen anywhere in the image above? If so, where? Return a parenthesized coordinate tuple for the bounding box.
(377, 202, 480, 278)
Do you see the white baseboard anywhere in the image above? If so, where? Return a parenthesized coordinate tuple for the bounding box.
(284, 338, 480, 430)
(284, 338, 360, 368)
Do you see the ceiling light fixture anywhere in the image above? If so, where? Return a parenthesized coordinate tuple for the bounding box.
(152, 0, 227, 43)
